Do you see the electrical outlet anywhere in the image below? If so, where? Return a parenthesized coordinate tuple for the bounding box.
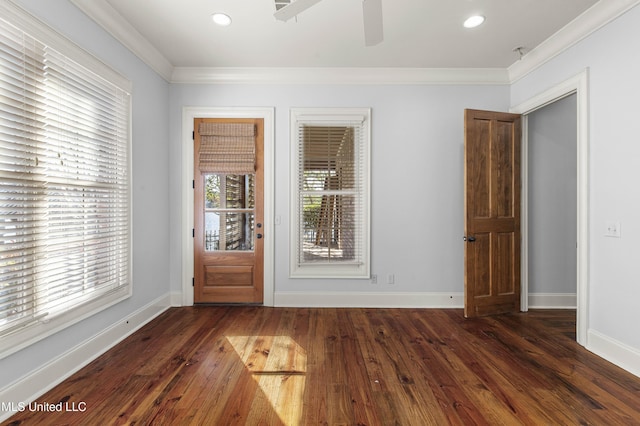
(605, 220, 621, 238)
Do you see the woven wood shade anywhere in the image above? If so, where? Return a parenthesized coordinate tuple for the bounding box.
(198, 123, 256, 174)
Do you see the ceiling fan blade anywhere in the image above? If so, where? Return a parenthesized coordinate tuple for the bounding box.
(362, 0, 383, 46)
(274, 0, 324, 22)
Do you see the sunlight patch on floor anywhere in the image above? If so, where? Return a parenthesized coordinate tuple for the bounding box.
(226, 335, 307, 425)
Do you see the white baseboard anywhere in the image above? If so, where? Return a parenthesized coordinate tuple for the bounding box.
(587, 329, 640, 379)
(170, 291, 184, 307)
(0, 293, 172, 422)
(274, 291, 578, 309)
(528, 293, 577, 309)
(274, 291, 464, 308)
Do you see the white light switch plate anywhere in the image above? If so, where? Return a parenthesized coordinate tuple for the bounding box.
(605, 220, 621, 238)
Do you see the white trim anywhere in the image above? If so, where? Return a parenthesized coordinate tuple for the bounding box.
(169, 291, 184, 307)
(271, 292, 578, 310)
(508, 0, 640, 83)
(0, 293, 172, 423)
(528, 293, 577, 309)
(289, 108, 371, 279)
(171, 67, 510, 85)
(0, 288, 131, 361)
(511, 69, 589, 346)
(588, 330, 640, 379)
(181, 107, 275, 307)
(520, 116, 530, 312)
(275, 292, 463, 308)
(69, 0, 173, 82)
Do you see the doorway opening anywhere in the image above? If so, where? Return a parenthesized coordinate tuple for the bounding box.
(526, 93, 577, 338)
(512, 70, 589, 345)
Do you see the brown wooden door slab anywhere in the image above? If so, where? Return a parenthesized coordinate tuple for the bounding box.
(194, 117, 264, 304)
(464, 109, 521, 317)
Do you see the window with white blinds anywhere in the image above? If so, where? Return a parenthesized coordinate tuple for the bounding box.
(290, 108, 370, 278)
(0, 4, 131, 357)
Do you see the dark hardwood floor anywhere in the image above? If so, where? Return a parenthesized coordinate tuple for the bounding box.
(4, 307, 640, 425)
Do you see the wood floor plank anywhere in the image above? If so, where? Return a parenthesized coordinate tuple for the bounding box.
(372, 309, 453, 425)
(399, 309, 510, 425)
(321, 309, 356, 425)
(335, 309, 383, 426)
(4, 307, 640, 426)
(449, 310, 639, 425)
(441, 311, 577, 424)
(445, 309, 598, 424)
(300, 308, 330, 425)
(348, 309, 408, 425)
(244, 308, 305, 425)
(187, 306, 281, 425)
(126, 306, 266, 424)
(487, 311, 640, 424)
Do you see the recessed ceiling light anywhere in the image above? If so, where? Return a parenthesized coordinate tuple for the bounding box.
(463, 15, 485, 29)
(212, 12, 232, 26)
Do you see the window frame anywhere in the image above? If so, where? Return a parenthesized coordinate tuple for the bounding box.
(289, 108, 371, 279)
(0, 1, 132, 359)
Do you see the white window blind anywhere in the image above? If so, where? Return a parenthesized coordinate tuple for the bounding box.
(0, 8, 131, 355)
(290, 109, 370, 278)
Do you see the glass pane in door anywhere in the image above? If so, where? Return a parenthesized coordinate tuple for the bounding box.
(205, 211, 255, 251)
(204, 174, 255, 252)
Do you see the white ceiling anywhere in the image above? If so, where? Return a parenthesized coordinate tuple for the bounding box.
(69, 0, 637, 82)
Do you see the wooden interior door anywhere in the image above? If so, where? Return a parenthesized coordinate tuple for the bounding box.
(194, 117, 264, 304)
(464, 109, 521, 317)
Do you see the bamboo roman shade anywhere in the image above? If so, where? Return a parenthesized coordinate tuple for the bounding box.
(198, 123, 256, 174)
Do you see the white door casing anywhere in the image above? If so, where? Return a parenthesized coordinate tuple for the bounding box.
(511, 69, 589, 346)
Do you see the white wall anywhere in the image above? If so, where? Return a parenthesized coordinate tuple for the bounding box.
(512, 5, 640, 359)
(1, 0, 172, 395)
(169, 83, 510, 303)
(528, 94, 577, 295)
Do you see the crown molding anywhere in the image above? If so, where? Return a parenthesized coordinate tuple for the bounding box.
(171, 67, 510, 85)
(69, 0, 174, 81)
(508, 0, 640, 83)
(68, 0, 640, 86)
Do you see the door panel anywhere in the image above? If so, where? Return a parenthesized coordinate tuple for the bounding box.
(194, 117, 264, 304)
(494, 121, 515, 218)
(471, 233, 491, 296)
(205, 265, 253, 287)
(464, 109, 521, 317)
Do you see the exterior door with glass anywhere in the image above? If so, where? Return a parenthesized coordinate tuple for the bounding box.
(194, 118, 264, 304)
